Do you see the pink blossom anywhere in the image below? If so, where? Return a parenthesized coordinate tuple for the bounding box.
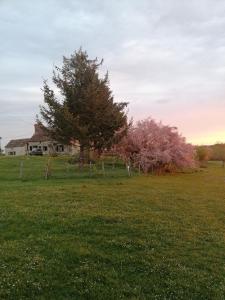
(115, 118, 196, 173)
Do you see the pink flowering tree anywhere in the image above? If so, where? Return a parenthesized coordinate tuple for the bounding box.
(114, 118, 196, 173)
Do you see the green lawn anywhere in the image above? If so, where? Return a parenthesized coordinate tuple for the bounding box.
(0, 156, 225, 299)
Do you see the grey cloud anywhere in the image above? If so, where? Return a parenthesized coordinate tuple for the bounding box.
(155, 99, 172, 105)
(1, 0, 225, 147)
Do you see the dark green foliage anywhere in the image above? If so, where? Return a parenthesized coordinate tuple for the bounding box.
(209, 143, 225, 166)
(195, 145, 210, 167)
(40, 49, 128, 158)
(0, 156, 225, 299)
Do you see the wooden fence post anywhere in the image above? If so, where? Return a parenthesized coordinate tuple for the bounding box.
(89, 161, 92, 177)
(102, 161, 105, 177)
(45, 158, 51, 180)
(19, 161, 24, 179)
(127, 163, 131, 177)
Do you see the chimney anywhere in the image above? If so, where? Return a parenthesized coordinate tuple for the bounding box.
(34, 124, 44, 135)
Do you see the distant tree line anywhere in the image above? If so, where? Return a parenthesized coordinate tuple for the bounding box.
(196, 144, 225, 167)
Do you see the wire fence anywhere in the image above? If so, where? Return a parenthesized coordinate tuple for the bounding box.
(0, 156, 137, 182)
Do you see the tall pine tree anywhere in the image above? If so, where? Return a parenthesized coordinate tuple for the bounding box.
(39, 49, 128, 161)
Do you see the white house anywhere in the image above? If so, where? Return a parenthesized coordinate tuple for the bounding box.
(5, 124, 79, 156)
(5, 139, 30, 156)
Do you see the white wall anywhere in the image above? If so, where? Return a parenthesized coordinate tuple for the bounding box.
(5, 141, 80, 156)
(28, 141, 80, 155)
(5, 146, 27, 156)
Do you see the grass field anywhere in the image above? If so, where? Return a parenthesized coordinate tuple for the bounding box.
(0, 156, 225, 299)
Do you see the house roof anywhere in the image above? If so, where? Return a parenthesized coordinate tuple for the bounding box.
(29, 134, 50, 142)
(5, 124, 54, 149)
(5, 138, 30, 148)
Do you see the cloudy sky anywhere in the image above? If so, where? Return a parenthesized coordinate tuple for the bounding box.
(1, 0, 225, 148)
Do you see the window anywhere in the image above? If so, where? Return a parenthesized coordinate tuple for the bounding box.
(56, 145, 64, 152)
(43, 146, 48, 152)
(9, 151, 16, 155)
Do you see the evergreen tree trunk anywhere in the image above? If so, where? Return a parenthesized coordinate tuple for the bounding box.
(86, 146, 91, 162)
(79, 144, 85, 170)
(97, 148, 102, 159)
